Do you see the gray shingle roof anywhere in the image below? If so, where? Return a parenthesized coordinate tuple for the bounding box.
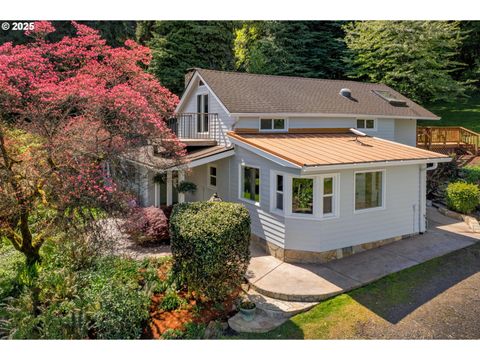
(193, 68, 439, 120)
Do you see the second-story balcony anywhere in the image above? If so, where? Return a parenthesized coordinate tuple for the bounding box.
(167, 113, 219, 146)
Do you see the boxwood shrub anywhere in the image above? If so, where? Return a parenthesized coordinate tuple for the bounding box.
(445, 181, 480, 214)
(170, 201, 251, 301)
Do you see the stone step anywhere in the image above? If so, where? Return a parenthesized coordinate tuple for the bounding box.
(228, 309, 289, 334)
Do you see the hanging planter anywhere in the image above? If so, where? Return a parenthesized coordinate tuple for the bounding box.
(176, 181, 197, 194)
(153, 173, 166, 184)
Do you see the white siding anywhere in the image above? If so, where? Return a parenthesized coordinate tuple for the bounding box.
(284, 165, 422, 252)
(395, 118, 417, 146)
(181, 79, 234, 146)
(185, 157, 232, 202)
(229, 147, 300, 247)
(230, 147, 424, 252)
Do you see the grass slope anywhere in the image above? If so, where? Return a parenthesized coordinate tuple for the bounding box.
(419, 96, 480, 133)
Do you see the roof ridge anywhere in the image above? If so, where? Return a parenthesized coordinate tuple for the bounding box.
(195, 68, 391, 88)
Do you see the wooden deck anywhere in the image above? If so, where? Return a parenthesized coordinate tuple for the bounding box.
(417, 126, 480, 155)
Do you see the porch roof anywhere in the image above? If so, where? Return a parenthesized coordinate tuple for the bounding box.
(227, 131, 449, 168)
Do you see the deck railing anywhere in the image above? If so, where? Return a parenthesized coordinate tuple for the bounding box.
(167, 113, 219, 140)
(417, 126, 479, 154)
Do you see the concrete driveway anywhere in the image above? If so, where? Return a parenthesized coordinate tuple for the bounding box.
(246, 207, 480, 302)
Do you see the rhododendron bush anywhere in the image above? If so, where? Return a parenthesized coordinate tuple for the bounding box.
(0, 21, 185, 265)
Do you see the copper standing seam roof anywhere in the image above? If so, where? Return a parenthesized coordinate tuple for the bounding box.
(227, 132, 449, 167)
(191, 68, 440, 120)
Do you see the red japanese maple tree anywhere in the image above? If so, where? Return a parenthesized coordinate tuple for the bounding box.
(0, 22, 185, 265)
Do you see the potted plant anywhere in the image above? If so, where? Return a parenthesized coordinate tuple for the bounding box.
(239, 300, 256, 322)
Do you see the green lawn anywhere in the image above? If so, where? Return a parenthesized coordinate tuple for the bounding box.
(230, 245, 474, 339)
(419, 95, 480, 133)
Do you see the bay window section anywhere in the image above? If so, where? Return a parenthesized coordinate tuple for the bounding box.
(241, 165, 260, 203)
(323, 177, 334, 215)
(355, 171, 384, 211)
(275, 174, 284, 211)
(292, 178, 314, 214)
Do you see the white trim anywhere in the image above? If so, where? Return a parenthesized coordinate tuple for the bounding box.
(270, 171, 340, 220)
(176, 72, 231, 115)
(228, 136, 302, 169)
(178, 171, 185, 203)
(301, 157, 450, 174)
(270, 170, 285, 215)
(187, 149, 235, 169)
(356, 118, 377, 131)
(207, 163, 217, 190)
(230, 112, 440, 121)
(238, 163, 261, 207)
(259, 118, 289, 133)
(166, 171, 173, 206)
(353, 169, 386, 214)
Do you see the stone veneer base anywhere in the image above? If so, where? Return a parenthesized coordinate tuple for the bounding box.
(251, 233, 417, 264)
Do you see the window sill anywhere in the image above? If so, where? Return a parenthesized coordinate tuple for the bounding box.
(284, 214, 339, 221)
(240, 197, 261, 207)
(354, 206, 385, 214)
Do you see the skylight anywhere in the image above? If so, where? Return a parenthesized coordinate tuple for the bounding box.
(372, 90, 407, 107)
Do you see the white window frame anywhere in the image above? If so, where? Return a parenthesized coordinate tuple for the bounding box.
(259, 118, 288, 132)
(356, 118, 377, 131)
(354, 169, 386, 214)
(270, 171, 340, 220)
(207, 163, 217, 190)
(239, 163, 261, 206)
(196, 92, 209, 134)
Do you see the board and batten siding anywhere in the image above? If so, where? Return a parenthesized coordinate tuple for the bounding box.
(181, 80, 234, 146)
(230, 146, 425, 253)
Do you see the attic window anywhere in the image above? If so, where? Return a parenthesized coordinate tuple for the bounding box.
(372, 90, 407, 106)
(198, 80, 205, 86)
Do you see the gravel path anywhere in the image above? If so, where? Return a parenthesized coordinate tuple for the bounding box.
(99, 218, 171, 260)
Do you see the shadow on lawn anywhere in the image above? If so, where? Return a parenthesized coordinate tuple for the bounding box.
(349, 240, 480, 324)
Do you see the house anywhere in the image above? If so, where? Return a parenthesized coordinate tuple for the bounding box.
(125, 68, 450, 263)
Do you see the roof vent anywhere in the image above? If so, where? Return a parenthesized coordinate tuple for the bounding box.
(339, 88, 352, 98)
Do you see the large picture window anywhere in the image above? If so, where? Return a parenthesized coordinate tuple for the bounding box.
(355, 170, 384, 211)
(292, 178, 314, 214)
(241, 165, 260, 203)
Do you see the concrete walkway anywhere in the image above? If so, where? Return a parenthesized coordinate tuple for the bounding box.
(246, 207, 480, 302)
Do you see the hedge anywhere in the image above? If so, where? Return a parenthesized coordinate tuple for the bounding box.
(170, 201, 251, 301)
(445, 181, 480, 214)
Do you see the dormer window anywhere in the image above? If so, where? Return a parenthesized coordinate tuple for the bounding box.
(260, 118, 286, 132)
(356, 119, 376, 130)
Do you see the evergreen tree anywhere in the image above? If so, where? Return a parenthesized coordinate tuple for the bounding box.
(138, 21, 236, 94)
(343, 21, 470, 104)
(234, 21, 348, 79)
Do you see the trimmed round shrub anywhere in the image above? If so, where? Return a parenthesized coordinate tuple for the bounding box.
(445, 181, 480, 214)
(122, 206, 169, 245)
(170, 201, 251, 301)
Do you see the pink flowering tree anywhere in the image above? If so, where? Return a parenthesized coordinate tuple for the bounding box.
(0, 22, 185, 266)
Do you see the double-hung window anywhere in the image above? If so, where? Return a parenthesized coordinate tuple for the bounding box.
(355, 170, 384, 212)
(275, 174, 284, 211)
(240, 165, 260, 204)
(322, 176, 335, 216)
(260, 118, 286, 132)
(196, 94, 209, 133)
(208, 164, 217, 189)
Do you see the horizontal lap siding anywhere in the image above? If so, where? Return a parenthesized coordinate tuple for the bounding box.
(185, 157, 231, 202)
(394, 118, 417, 146)
(230, 147, 299, 247)
(285, 165, 421, 252)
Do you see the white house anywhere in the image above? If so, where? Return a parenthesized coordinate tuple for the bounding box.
(126, 68, 450, 263)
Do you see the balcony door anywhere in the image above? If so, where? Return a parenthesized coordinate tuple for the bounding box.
(196, 94, 209, 134)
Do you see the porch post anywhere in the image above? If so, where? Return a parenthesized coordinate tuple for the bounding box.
(154, 182, 160, 208)
(178, 171, 185, 203)
(166, 170, 173, 206)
